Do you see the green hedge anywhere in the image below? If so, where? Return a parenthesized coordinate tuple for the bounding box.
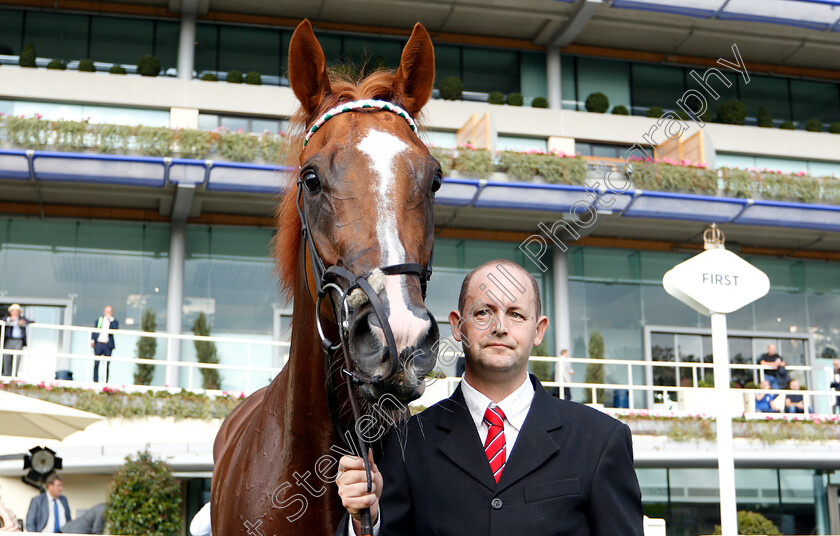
(0, 381, 243, 419)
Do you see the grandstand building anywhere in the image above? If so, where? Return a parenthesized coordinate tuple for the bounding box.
(1, 1, 840, 534)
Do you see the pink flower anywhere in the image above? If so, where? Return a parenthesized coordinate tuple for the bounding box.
(236, 128, 243, 134)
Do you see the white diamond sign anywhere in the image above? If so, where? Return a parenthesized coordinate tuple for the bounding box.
(662, 248, 770, 316)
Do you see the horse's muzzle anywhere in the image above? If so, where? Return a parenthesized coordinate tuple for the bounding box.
(347, 303, 439, 401)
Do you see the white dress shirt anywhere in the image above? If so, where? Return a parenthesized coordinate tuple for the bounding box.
(96, 317, 113, 344)
(353, 375, 536, 536)
(41, 495, 65, 533)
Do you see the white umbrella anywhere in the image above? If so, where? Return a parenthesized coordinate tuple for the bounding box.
(0, 390, 103, 440)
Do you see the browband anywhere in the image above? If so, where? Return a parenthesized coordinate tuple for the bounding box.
(303, 99, 418, 146)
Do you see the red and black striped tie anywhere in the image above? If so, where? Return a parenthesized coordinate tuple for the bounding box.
(483, 406, 506, 483)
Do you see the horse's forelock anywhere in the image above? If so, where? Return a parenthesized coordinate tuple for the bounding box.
(273, 68, 426, 299)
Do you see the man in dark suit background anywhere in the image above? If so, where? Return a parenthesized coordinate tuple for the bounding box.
(25, 473, 71, 533)
(90, 305, 118, 383)
(337, 259, 643, 536)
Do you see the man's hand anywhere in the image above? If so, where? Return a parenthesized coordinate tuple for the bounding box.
(336, 449, 382, 531)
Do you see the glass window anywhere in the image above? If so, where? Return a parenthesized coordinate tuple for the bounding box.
(576, 56, 630, 112)
(561, 56, 577, 110)
(218, 25, 280, 77)
(739, 75, 790, 122)
(195, 23, 218, 74)
(668, 468, 720, 536)
(220, 116, 249, 132)
(0, 9, 23, 55)
(155, 20, 180, 72)
(631, 64, 685, 113)
(779, 469, 817, 535)
(735, 469, 781, 528)
(318, 34, 342, 67)
(89, 16, 154, 65)
(790, 79, 840, 125)
(520, 51, 547, 102)
(23, 11, 89, 61)
(198, 114, 219, 131)
(462, 48, 518, 94)
(341, 35, 402, 72)
(636, 468, 669, 524)
(435, 44, 461, 86)
(688, 68, 738, 111)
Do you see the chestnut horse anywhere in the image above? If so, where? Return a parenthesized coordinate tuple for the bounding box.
(211, 20, 439, 536)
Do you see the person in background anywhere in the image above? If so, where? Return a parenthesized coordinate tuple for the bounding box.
(189, 502, 211, 536)
(830, 359, 840, 415)
(59, 503, 104, 534)
(560, 348, 574, 401)
(754, 379, 778, 413)
(0, 484, 21, 532)
(25, 473, 71, 533)
(90, 306, 119, 383)
(785, 379, 810, 414)
(759, 343, 787, 389)
(2, 304, 32, 377)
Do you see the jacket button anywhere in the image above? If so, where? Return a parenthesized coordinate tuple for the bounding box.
(491, 498, 503, 509)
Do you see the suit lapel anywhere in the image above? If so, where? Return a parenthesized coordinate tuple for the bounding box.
(495, 378, 563, 493)
(436, 386, 497, 492)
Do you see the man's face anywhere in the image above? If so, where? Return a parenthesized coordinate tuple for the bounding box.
(789, 380, 800, 390)
(834, 359, 839, 369)
(104, 306, 113, 317)
(768, 344, 777, 355)
(760, 380, 770, 389)
(9, 309, 19, 319)
(448, 265, 548, 377)
(46, 479, 62, 498)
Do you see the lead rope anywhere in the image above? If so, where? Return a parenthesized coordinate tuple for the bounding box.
(340, 349, 374, 536)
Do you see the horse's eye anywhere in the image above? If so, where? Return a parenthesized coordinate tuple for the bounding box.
(431, 169, 443, 193)
(301, 169, 321, 192)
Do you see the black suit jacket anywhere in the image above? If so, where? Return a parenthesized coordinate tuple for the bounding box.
(91, 317, 119, 350)
(338, 375, 643, 536)
(25, 491, 71, 532)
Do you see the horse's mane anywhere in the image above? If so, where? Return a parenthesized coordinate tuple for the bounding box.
(272, 68, 423, 299)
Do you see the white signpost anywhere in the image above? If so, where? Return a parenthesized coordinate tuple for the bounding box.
(662, 225, 770, 536)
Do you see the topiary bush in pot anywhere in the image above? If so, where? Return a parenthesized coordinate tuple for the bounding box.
(756, 106, 773, 128)
(506, 92, 524, 106)
(244, 71, 262, 85)
(46, 59, 66, 70)
(200, 72, 218, 81)
(77, 58, 96, 72)
(611, 105, 629, 115)
(716, 99, 746, 125)
(531, 96, 548, 108)
(105, 450, 181, 536)
(19, 43, 35, 67)
(438, 76, 463, 100)
(830, 122, 840, 134)
(584, 92, 609, 113)
(713, 510, 780, 535)
(805, 118, 823, 132)
(226, 69, 243, 83)
(136, 54, 161, 76)
(109, 64, 127, 75)
(779, 120, 796, 130)
(646, 106, 663, 118)
(488, 91, 505, 105)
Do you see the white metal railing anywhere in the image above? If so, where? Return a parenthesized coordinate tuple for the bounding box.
(2, 321, 839, 416)
(422, 355, 839, 418)
(0, 321, 289, 394)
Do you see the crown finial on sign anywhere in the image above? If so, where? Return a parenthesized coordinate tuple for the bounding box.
(703, 223, 725, 250)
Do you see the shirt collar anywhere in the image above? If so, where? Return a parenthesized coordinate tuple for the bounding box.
(460, 375, 534, 432)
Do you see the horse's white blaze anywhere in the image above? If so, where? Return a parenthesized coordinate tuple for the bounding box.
(358, 129, 431, 354)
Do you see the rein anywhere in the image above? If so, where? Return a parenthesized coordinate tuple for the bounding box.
(297, 99, 432, 536)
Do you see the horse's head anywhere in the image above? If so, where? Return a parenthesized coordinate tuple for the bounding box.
(284, 20, 439, 403)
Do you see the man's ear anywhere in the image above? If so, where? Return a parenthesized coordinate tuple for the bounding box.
(288, 19, 332, 117)
(448, 310, 463, 342)
(533, 315, 549, 347)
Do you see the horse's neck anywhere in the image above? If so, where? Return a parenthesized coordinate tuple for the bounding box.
(271, 261, 341, 451)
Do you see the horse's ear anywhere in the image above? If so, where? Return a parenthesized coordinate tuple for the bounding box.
(393, 23, 435, 117)
(288, 19, 332, 116)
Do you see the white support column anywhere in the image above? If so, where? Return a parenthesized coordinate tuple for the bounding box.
(711, 312, 737, 535)
(547, 46, 562, 110)
(552, 247, 572, 382)
(165, 219, 186, 386)
(177, 10, 196, 81)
